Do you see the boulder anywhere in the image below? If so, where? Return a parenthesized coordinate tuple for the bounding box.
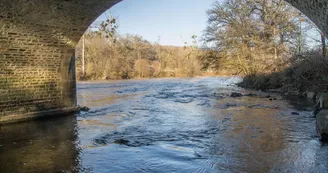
(316, 109, 328, 139)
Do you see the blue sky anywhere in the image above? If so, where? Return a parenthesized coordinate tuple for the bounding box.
(93, 0, 217, 46)
(92, 0, 321, 48)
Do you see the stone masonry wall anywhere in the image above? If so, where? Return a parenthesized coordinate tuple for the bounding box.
(0, 18, 77, 121)
(0, 0, 327, 123)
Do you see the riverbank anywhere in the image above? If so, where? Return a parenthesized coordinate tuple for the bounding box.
(238, 52, 328, 97)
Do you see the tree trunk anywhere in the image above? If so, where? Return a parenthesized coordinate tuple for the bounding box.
(321, 32, 326, 58)
(298, 14, 303, 54)
(273, 26, 278, 71)
(82, 34, 86, 77)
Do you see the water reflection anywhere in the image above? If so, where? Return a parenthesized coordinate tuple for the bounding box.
(0, 116, 80, 173)
(207, 96, 287, 172)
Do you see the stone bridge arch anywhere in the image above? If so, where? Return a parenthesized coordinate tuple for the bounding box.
(0, 0, 327, 123)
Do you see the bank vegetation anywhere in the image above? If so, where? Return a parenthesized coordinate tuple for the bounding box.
(202, 0, 328, 94)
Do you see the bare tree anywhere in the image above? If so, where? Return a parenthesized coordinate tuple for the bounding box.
(203, 0, 301, 75)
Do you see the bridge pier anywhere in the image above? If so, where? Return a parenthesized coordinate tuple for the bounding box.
(0, 6, 79, 122)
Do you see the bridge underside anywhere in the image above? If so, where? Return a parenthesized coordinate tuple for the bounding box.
(0, 0, 327, 123)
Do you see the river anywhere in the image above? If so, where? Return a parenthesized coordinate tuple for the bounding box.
(1, 77, 328, 173)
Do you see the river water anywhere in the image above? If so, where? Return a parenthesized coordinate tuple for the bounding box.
(1, 77, 328, 173)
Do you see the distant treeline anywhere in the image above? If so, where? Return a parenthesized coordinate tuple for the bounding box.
(75, 32, 211, 80)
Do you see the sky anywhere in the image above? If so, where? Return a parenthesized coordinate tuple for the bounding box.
(92, 0, 322, 48)
(93, 0, 217, 46)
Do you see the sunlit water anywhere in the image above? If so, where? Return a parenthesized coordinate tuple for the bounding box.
(1, 77, 328, 173)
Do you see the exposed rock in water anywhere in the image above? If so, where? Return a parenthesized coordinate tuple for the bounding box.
(291, 112, 300, 115)
(113, 139, 130, 145)
(230, 92, 243, 97)
(78, 106, 90, 112)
